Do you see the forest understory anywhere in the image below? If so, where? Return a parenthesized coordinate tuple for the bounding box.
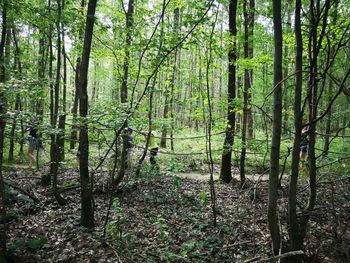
(4, 165, 350, 263)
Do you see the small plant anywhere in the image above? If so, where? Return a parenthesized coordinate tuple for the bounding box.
(199, 192, 208, 207)
(161, 250, 182, 262)
(180, 240, 197, 258)
(7, 235, 48, 256)
(140, 163, 162, 177)
(106, 198, 125, 243)
(167, 158, 185, 173)
(154, 215, 169, 241)
(172, 176, 183, 190)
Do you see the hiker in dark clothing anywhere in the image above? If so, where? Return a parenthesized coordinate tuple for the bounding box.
(28, 126, 38, 168)
(300, 124, 309, 170)
(127, 127, 134, 168)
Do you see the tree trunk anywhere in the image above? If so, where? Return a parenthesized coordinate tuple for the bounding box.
(70, 0, 85, 150)
(300, 0, 331, 241)
(268, 0, 282, 255)
(19, 99, 24, 154)
(135, 0, 166, 177)
(240, 0, 254, 186)
(288, 0, 303, 252)
(323, 79, 333, 155)
(78, 0, 97, 229)
(92, 61, 100, 104)
(323, 5, 338, 156)
(220, 0, 237, 184)
(41, 0, 53, 186)
(0, 0, 8, 257)
(282, 0, 292, 135)
(160, 90, 169, 148)
(11, 25, 23, 155)
(9, 26, 21, 162)
(170, 8, 180, 152)
(36, 35, 46, 120)
(235, 76, 241, 133)
(118, 0, 134, 182)
(246, 0, 254, 138)
(52, 0, 67, 205)
(161, 8, 180, 149)
(57, 0, 67, 162)
(70, 57, 80, 150)
(8, 96, 19, 162)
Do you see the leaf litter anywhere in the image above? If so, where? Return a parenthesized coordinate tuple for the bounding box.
(4, 167, 350, 262)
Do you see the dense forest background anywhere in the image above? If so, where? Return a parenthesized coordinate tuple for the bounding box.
(0, 0, 349, 262)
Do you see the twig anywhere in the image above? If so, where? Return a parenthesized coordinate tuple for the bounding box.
(4, 180, 40, 203)
(221, 240, 251, 250)
(317, 155, 350, 169)
(244, 250, 304, 263)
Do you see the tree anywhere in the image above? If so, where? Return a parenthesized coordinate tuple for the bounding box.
(70, 0, 86, 151)
(299, 0, 331, 245)
(268, 0, 282, 255)
(288, 0, 348, 255)
(51, 0, 67, 205)
(220, 0, 237, 184)
(8, 25, 22, 162)
(240, 0, 255, 186)
(57, 0, 68, 162)
(0, 0, 8, 257)
(118, 0, 134, 181)
(41, 0, 54, 186)
(160, 7, 180, 149)
(78, 0, 98, 229)
(288, 0, 303, 252)
(323, 2, 339, 156)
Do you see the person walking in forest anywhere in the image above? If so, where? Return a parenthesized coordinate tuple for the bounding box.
(300, 124, 309, 171)
(142, 130, 159, 167)
(76, 144, 81, 164)
(126, 127, 134, 168)
(28, 124, 38, 169)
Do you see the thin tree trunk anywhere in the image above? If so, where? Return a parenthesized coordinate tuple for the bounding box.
(160, 89, 169, 147)
(240, 0, 249, 185)
(236, 76, 241, 132)
(300, 0, 331, 240)
(135, 0, 166, 177)
(323, 5, 338, 156)
(19, 99, 24, 154)
(8, 96, 19, 162)
(52, 0, 67, 205)
(170, 8, 180, 152)
(91, 62, 97, 105)
(196, 49, 202, 133)
(57, 0, 67, 162)
(323, 79, 333, 155)
(41, 0, 54, 186)
(288, 0, 303, 252)
(283, 0, 292, 135)
(79, 0, 97, 229)
(70, 57, 80, 150)
(161, 8, 180, 149)
(9, 26, 21, 162)
(246, 0, 254, 138)
(70, 0, 85, 150)
(206, 8, 218, 226)
(118, 0, 134, 182)
(220, 0, 237, 184)
(36, 35, 46, 120)
(0, 0, 8, 256)
(11, 25, 25, 157)
(34, 26, 47, 168)
(268, 0, 282, 255)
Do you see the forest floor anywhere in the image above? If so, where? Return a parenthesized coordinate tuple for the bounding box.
(4, 165, 350, 263)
